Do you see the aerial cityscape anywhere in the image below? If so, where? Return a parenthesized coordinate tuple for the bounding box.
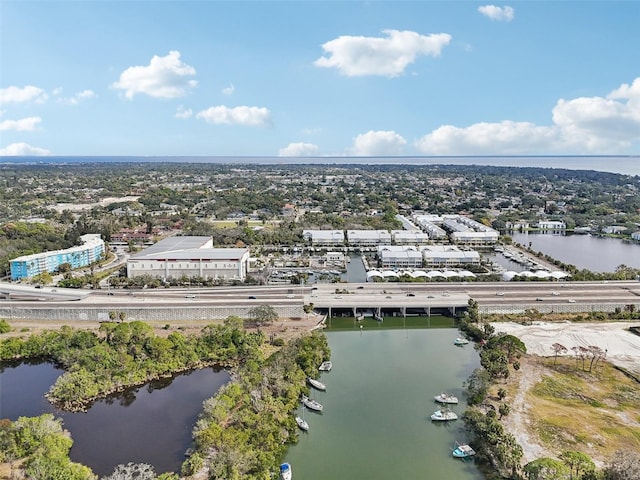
(1, 0, 640, 479)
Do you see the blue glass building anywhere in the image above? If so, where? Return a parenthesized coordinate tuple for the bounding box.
(10, 234, 106, 281)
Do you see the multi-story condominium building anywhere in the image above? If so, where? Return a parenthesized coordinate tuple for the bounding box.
(126, 236, 250, 281)
(536, 221, 566, 230)
(378, 246, 423, 268)
(420, 245, 480, 267)
(346, 230, 392, 246)
(302, 230, 345, 246)
(10, 234, 105, 280)
(391, 230, 430, 245)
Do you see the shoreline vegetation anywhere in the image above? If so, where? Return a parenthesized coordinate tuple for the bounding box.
(0, 317, 330, 479)
(1, 307, 639, 479)
(458, 301, 640, 479)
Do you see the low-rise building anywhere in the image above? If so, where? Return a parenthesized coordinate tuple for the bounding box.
(346, 230, 392, 246)
(420, 245, 480, 267)
(536, 220, 566, 230)
(391, 230, 430, 245)
(126, 236, 250, 281)
(302, 230, 345, 246)
(377, 246, 423, 268)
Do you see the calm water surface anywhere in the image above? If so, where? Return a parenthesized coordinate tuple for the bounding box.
(0, 362, 229, 477)
(285, 329, 484, 480)
(511, 233, 639, 272)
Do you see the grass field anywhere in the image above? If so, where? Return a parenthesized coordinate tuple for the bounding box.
(520, 356, 640, 461)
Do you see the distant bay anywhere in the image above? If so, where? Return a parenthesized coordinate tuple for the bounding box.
(3, 155, 639, 176)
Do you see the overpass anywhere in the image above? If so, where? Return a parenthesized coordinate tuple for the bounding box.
(0, 283, 91, 301)
(0, 281, 639, 322)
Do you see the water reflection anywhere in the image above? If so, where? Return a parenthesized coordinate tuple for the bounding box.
(0, 362, 229, 477)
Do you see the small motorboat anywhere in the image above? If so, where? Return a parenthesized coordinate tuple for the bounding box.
(319, 361, 332, 372)
(454, 337, 469, 346)
(434, 392, 459, 404)
(430, 408, 458, 421)
(452, 442, 476, 459)
(279, 462, 292, 480)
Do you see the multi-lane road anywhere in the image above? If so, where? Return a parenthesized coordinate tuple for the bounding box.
(5, 281, 640, 308)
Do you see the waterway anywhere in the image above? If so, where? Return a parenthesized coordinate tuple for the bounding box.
(2, 329, 482, 479)
(510, 232, 639, 272)
(0, 361, 230, 477)
(284, 328, 484, 479)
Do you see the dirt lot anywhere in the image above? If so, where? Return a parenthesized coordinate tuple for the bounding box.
(492, 321, 640, 465)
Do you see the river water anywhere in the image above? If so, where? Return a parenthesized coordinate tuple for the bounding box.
(0, 361, 230, 477)
(1, 329, 482, 479)
(284, 329, 483, 479)
(510, 233, 639, 272)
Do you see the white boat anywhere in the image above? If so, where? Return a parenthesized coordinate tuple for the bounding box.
(431, 408, 458, 421)
(280, 462, 292, 480)
(452, 442, 476, 459)
(302, 395, 323, 412)
(307, 377, 326, 391)
(295, 416, 309, 431)
(319, 361, 332, 372)
(453, 337, 469, 346)
(434, 392, 459, 404)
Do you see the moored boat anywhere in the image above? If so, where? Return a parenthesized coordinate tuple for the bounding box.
(307, 377, 326, 391)
(319, 361, 332, 372)
(295, 416, 309, 431)
(280, 462, 292, 480)
(452, 442, 476, 459)
(434, 392, 459, 404)
(302, 395, 323, 412)
(430, 408, 458, 421)
(453, 337, 469, 346)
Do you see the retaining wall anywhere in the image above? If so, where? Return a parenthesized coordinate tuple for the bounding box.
(0, 305, 305, 323)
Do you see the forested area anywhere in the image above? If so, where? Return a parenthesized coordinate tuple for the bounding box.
(0, 320, 330, 479)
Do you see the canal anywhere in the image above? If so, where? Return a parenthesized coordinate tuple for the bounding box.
(284, 328, 484, 479)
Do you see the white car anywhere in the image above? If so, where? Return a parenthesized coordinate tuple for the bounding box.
(568, 299, 576, 303)
(495, 292, 505, 296)
(551, 291, 560, 296)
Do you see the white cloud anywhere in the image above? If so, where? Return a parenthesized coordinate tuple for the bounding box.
(175, 105, 193, 119)
(112, 51, 197, 99)
(0, 116, 42, 131)
(196, 105, 271, 126)
(415, 77, 640, 155)
(57, 89, 97, 105)
(314, 29, 452, 77)
(222, 83, 235, 95)
(0, 86, 47, 105)
(279, 142, 319, 157)
(415, 121, 559, 155)
(350, 130, 407, 155)
(0, 142, 51, 156)
(478, 5, 515, 21)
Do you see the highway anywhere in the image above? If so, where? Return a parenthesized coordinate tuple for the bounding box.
(2, 281, 639, 311)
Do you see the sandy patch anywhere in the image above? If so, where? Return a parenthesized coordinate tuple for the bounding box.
(491, 321, 640, 464)
(493, 321, 640, 377)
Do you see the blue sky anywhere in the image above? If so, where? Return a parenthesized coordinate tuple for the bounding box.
(1, 1, 639, 157)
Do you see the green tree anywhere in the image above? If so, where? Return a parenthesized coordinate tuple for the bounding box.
(559, 451, 596, 480)
(523, 457, 570, 480)
(248, 304, 278, 327)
